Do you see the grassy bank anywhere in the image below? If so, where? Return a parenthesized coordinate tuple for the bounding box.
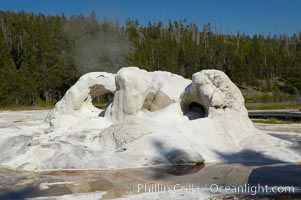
(246, 102, 301, 110)
(251, 118, 300, 124)
(0, 105, 54, 111)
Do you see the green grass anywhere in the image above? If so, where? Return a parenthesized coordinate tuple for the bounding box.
(251, 118, 300, 124)
(0, 98, 56, 111)
(246, 102, 301, 110)
(0, 105, 54, 111)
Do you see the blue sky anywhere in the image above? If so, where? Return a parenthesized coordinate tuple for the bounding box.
(0, 0, 300, 36)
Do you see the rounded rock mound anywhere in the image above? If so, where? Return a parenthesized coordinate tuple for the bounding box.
(1, 67, 300, 170)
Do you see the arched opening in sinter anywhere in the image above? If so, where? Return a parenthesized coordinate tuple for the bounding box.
(89, 84, 114, 116)
(186, 102, 207, 120)
(92, 93, 114, 109)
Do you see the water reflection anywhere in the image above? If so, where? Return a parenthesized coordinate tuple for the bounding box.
(0, 163, 300, 199)
(156, 163, 205, 177)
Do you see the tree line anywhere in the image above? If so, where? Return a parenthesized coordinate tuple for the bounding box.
(0, 11, 301, 106)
